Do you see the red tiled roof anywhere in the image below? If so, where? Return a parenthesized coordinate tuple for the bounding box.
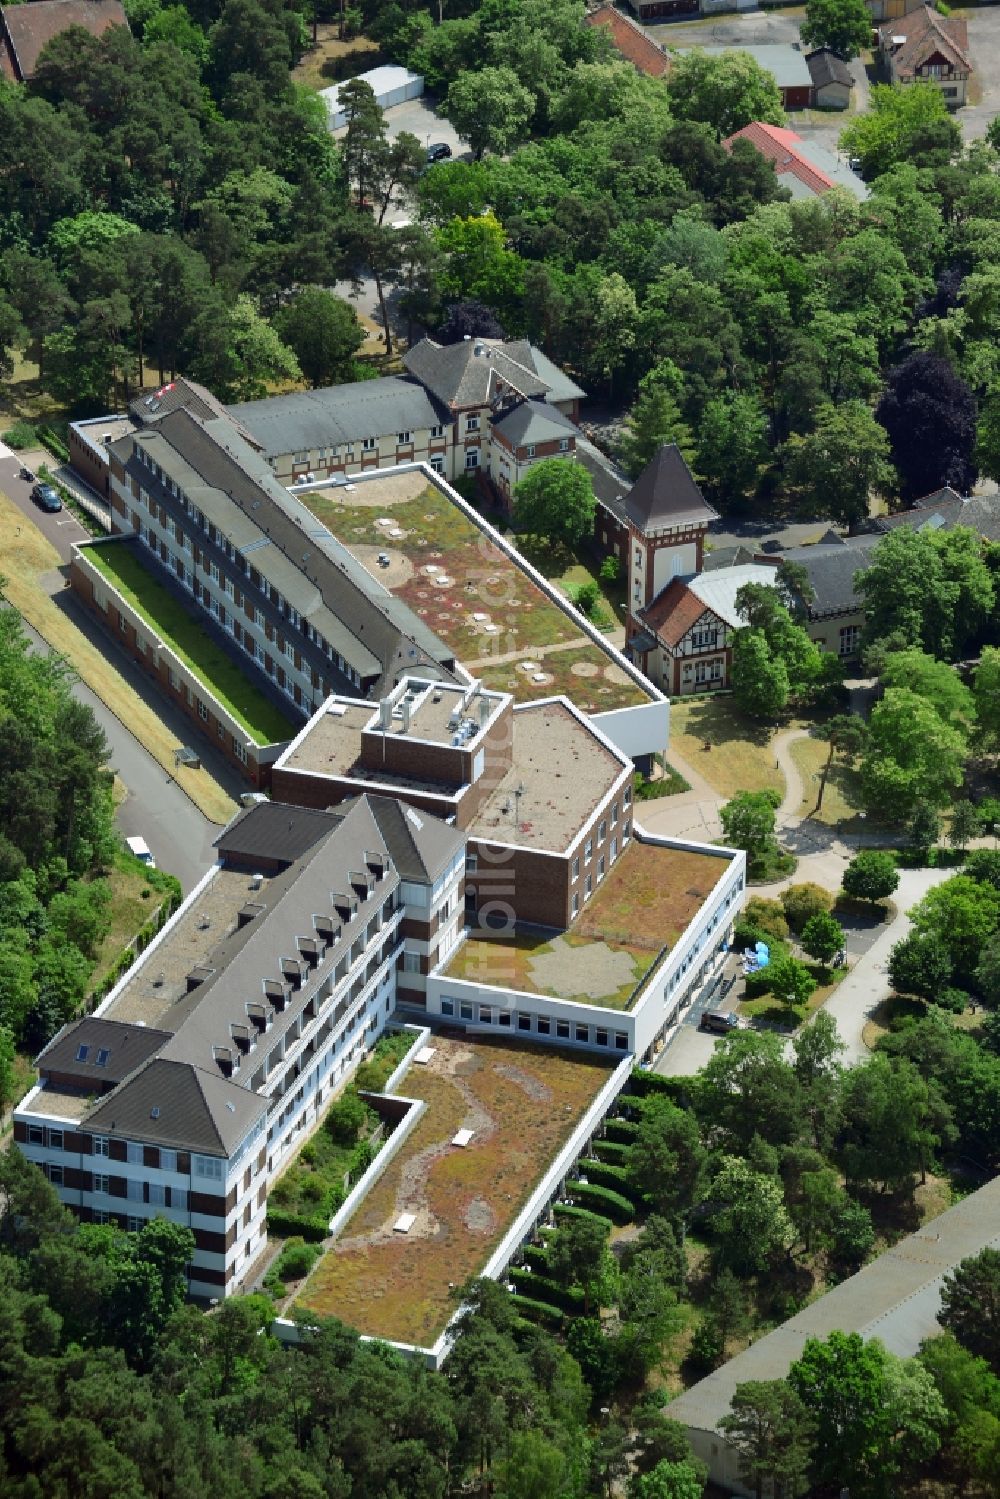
(725, 121, 834, 197)
(0, 0, 127, 80)
(585, 5, 670, 77)
(878, 5, 970, 79)
(640, 579, 711, 649)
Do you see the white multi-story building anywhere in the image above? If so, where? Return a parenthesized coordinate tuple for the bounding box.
(15, 795, 464, 1298)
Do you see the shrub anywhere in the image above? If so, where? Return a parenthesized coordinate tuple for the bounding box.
(603, 1118, 640, 1144)
(299, 1142, 316, 1166)
(266, 1207, 329, 1241)
(326, 1088, 368, 1145)
(842, 849, 899, 905)
(552, 1203, 614, 1234)
(3, 420, 37, 450)
(574, 580, 600, 617)
(600, 555, 620, 582)
(781, 882, 834, 933)
(510, 1267, 585, 1313)
(511, 1295, 565, 1330)
(629, 1069, 687, 1101)
(744, 896, 790, 941)
(579, 1158, 636, 1198)
(569, 1181, 635, 1223)
(937, 986, 972, 1014)
(592, 1138, 630, 1164)
(274, 1237, 320, 1282)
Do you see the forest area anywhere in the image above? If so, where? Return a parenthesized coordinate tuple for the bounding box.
(1, 0, 1000, 525)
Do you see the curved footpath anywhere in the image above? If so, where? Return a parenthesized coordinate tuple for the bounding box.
(641, 730, 953, 1069)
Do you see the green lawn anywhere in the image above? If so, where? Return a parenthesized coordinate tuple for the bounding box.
(85, 542, 296, 745)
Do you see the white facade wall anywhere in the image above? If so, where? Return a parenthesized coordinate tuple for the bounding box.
(426, 841, 746, 1059)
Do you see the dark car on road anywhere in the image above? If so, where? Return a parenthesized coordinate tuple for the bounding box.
(699, 1009, 739, 1034)
(426, 142, 452, 163)
(31, 482, 63, 513)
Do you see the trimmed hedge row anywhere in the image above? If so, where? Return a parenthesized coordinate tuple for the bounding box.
(38, 424, 70, 463)
(592, 1138, 631, 1164)
(552, 1203, 614, 1234)
(629, 1070, 688, 1102)
(569, 1181, 634, 1223)
(522, 1243, 552, 1274)
(580, 1158, 637, 1200)
(603, 1117, 640, 1144)
(512, 1296, 565, 1330)
(266, 1207, 329, 1242)
(510, 1267, 585, 1314)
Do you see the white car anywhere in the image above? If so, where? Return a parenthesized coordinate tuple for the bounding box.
(125, 835, 156, 869)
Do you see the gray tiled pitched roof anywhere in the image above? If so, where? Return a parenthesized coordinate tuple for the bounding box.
(214, 803, 343, 866)
(624, 445, 718, 533)
(806, 46, 853, 88)
(127, 405, 457, 693)
(492, 399, 578, 447)
(777, 535, 881, 616)
(36, 1017, 172, 1087)
(227, 377, 449, 459)
(344, 793, 464, 882)
(402, 338, 584, 409)
(84, 1057, 267, 1155)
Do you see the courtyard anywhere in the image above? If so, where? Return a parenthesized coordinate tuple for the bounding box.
(296, 476, 650, 713)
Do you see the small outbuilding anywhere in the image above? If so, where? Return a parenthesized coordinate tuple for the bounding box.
(322, 65, 424, 130)
(806, 46, 854, 108)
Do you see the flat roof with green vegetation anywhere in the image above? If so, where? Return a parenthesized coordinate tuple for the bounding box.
(297, 475, 650, 712)
(84, 541, 297, 745)
(294, 1033, 612, 1347)
(444, 840, 728, 1009)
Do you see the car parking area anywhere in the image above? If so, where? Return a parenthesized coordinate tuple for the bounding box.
(332, 93, 469, 159)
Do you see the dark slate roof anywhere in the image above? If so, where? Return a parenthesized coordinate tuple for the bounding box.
(806, 47, 853, 88)
(492, 399, 578, 447)
(624, 445, 718, 533)
(0, 0, 126, 80)
(36, 1017, 172, 1086)
(159, 797, 400, 1074)
(777, 535, 882, 617)
(872, 489, 1000, 542)
(126, 404, 457, 694)
(577, 441, 631, 522)
(341, 793, 464, 883)
(403, 338, 584, 409)
(84, 1057, 267, 1156)
(703, 544, 757, 571)
(214, 802, 343, 867)
(133, 377, 251, 439)
(227, 376, 449, 459)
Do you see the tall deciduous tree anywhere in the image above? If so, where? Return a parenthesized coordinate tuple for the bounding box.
(273, 287, 364, 387)
(697, 389, 768, 507)
(666, 49, 786, 136)
(720, 789, 781, 875)
(513, 459, 595, 549)
(445, 65, 534, 160)
(860, 688, 967, 819)
(842, 849, 899, 905)
(784, 399, 895, 528)
(839, 80, 961, 179)
(800, 0, 872, 59)
(939, 1249, 1000, 1373)
(875, 351, 978, 503)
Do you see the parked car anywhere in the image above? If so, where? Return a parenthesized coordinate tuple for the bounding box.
(239, 792, 268, 808)
(426, 142, 452, 163)
(125, 835, 156, 869)
(699, 1009, 738, 1034)
(31, 482, 63, 513)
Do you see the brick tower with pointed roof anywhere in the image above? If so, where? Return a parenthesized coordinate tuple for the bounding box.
(622, 446, 717, 643)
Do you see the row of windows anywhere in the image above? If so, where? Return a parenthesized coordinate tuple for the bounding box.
(439, 997, 629, 1049)
(572, 812, 631, 884)
(133, 475, 364, 685)
(291, 426, 446, 467)
(86, 1172, 188, 1208)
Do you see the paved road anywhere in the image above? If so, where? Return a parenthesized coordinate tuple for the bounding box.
(0, 444, 92, 560)
(19, 620, 221, 893)
(1, 437, 225, 892)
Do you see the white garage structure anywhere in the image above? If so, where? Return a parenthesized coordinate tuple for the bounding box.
(322, 66, 424, 130)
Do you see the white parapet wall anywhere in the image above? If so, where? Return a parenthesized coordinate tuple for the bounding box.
(425, 836, 746, 1062)
(273, 1049, 635, 1369)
